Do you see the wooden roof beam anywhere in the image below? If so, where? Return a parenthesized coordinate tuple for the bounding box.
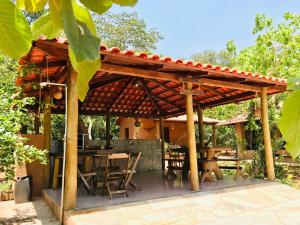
(139, 79, 162, 115)
(101, 63, 265, 92)
(201, 85, 227, 98)
(89, 75, 128, 90)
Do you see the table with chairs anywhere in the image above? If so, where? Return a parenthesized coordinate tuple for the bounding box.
(51, 150, 142, 199)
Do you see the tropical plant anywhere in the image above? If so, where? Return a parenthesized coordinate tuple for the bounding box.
(0, 0, 138, 102)
(0, 90, 47, 181)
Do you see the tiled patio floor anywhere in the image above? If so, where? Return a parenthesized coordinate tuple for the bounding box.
(67, 182, 300, 225)
(44, 171, 266, 210)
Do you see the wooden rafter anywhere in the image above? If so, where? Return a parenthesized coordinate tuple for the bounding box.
(151, 94, 184, 111)
(147, 79, 202, 105)
(132, 96, 147, 113)
(201, 92, 255, 108)
(139, 79, 162, 115)
(89, 75, 128, 90)
(107, 77, 135, 112)
(201, 85, 227, 98)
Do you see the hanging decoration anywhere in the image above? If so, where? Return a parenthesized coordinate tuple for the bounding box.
(134, 118, 142, 127)
(179, 82, 203, 95)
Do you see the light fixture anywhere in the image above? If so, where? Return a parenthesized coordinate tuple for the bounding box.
(134, 118, 142, 127)
(53, 89, 63, 100)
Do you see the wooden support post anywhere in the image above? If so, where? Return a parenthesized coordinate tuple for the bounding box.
(261, 87, 275, 180)
(197, 105, 204, 149)
(34, 115, 40, 134)
(105, 113, 110, 148)
(52, 157, 60, 189)
(235, 122, 245, 152)
(159, 117, 165, 171)
(185, 82, 200, 191)
(212, 124, 217, 147)
(43, 90, 52, 188)
(64, 69, 78, 210)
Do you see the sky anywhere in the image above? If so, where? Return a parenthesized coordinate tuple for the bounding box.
(110, 0, 300, 59)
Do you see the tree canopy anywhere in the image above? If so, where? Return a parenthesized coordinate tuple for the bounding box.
(191, 49, 233, 67)
(225, 12, 300, 158)
(95, 12, 163, 53)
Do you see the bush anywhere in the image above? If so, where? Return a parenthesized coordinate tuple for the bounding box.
(0, 90, 47, 181)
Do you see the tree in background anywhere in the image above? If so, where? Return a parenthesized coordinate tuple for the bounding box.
(191, 49, 233, 67)
(190, 49, 248, 148)
(226, 13, 300, 158)
(95, 12, 163, 53)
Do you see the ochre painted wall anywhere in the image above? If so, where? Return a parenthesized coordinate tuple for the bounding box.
(118, 118, 189, 146)
(164, 122, 189, 146)
(119, 118, 159, 140)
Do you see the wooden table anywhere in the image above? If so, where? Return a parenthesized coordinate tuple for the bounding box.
(200, 148, 223, 182)
(165, 157, 185, 178)
(217, 157, 245, 179)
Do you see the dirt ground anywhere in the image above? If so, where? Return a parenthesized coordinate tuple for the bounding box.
(0, 198, 58, 225)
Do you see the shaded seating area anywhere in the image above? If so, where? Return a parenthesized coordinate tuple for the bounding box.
(17, 38, 286, 217)
(52, 150, 142, 199)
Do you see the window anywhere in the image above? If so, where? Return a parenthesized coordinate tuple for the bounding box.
(125, 128, 129, 139)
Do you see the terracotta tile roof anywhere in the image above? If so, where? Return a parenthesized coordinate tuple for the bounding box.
(165, 114, 220, 124)
(217, 113, 260, 125)
(16, 38, 287, 118)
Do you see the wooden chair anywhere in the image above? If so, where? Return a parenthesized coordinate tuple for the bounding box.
(102, 153, 130, 199)
(125, 152, 142, 189)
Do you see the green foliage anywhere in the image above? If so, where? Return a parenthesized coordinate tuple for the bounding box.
(32, 13, 61, 39)
(278, 91, 300, 159)
(82, 116, 119, 140)
(191, 49, 233, 67)
(94, 12, 163, 53)
(0, 0, 138, 101)
(0, 90, 47, 181)
(0, 0, 32, 59)
(51, 114, 65, 140)
(80, 0, 112, 14)
(226, 12, 300, 158)
(0, 54, 18, 93)
(0, 180, 12, 192)
(227, 12, 300, 79)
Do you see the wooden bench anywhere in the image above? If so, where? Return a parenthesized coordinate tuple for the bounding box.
(276, 150, 300, 167)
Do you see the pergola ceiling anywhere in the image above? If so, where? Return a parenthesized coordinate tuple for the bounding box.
(18, 38, 287, 118)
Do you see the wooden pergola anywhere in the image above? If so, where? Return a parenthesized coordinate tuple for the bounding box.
(18, 38, 286, 212)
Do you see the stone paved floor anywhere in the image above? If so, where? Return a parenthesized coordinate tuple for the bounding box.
(67, 182, 300, 225)
(0, 198, 58, 225)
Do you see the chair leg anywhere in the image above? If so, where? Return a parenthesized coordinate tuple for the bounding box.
(122, 179, 128, 197)
(106, 181, 113, 199)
